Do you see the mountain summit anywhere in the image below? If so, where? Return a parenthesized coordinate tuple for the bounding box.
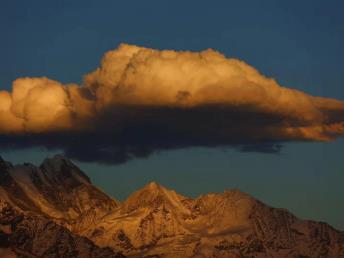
(0, 155, 118, 232)
(121, 181, 189, 213)
(1, 156, 344, 258)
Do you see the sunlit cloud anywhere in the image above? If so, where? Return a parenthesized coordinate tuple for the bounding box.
(0, 43, 343, 163)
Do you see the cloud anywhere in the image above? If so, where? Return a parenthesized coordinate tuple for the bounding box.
(0, 43, 343, 163)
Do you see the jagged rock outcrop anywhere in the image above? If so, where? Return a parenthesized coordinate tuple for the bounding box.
(84, 184, 344, 258)
(1, 156, 344, 258)
(0, 200, 125, 258)
(0, 155, 118, 232)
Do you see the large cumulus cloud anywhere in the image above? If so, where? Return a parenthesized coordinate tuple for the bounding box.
(0, 43, 343, 163)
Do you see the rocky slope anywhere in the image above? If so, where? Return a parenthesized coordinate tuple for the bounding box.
(1, 155, 344, 258)
(0, 155, 125, 257)
(0, 155, 118, 233)
(84, 182, 344, 258)
(0, 199, 125, 258)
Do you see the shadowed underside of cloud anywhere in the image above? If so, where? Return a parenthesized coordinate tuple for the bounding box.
(0, 43, 343, 163)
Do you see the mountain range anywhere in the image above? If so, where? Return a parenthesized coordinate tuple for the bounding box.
(0, 155, 343, 258)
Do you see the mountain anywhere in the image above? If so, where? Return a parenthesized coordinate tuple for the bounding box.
(85, 183, 344, 258)
(0, 155, 118, 233)
(1, 155, 344, 258)
(0, 199, 125, 258)
(0, 155, 125, 258)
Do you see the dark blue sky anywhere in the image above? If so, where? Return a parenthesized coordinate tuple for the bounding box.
(1, 0, 344, 229)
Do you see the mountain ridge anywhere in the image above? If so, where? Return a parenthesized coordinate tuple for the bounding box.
(1, 155, 344, 258)
(0, 155, 119, 232)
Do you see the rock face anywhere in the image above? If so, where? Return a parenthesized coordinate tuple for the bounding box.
(0, 155, 125, 258)
(0, 155, 119, 233)
(84, 184, 344, 258)
(0, 200, 125, 258)
(1, 155, 344, 258)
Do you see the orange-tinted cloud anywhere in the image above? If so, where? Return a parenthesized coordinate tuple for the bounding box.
(0, 44, 343, 163)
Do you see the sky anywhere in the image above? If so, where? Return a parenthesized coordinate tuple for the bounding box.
(1, 0, 344, 229)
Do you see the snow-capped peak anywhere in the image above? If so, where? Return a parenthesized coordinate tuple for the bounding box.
(120, 182, 189, 214)
(40, 154, 91, 185)
(145, 181, 160, 190)
(40, 154, 74, 174)
(0, 156, 118, 231)
(41, 154, 67, 170)
(2, 156, 344, 258)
